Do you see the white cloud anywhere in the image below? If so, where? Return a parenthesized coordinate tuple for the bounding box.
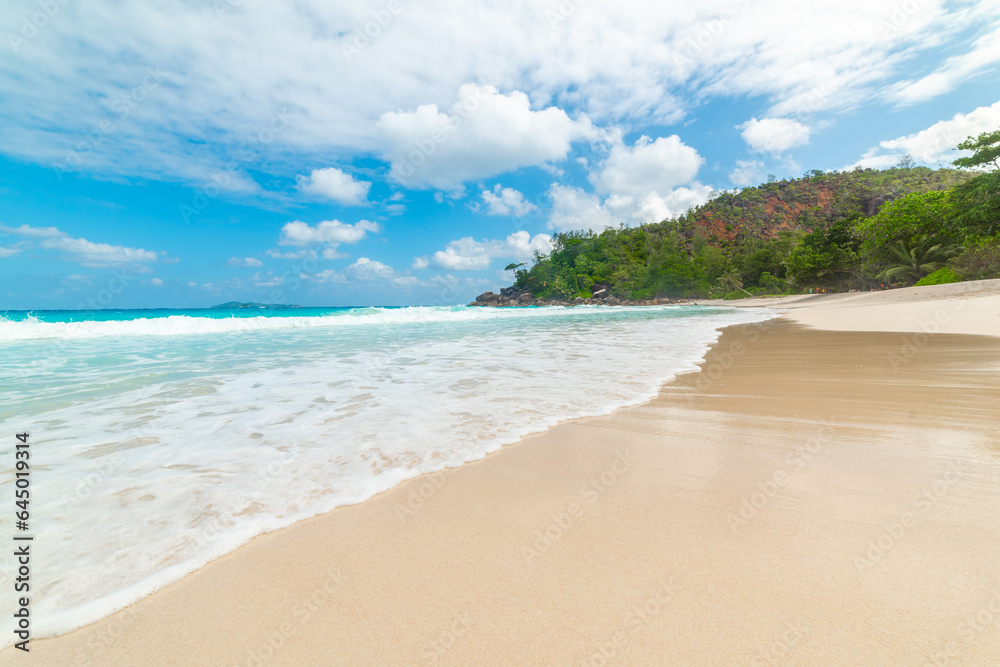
(310, 269, 346, 283)
(266, 248, 316, 260)
(547, 183, 714, 233)
(502, 230, 555, 260)
(420, 231, 554, 271)
(275, 219, 380, 259)
(320, 247, 347, 260)
(298, 167, 371, 205)
(0, 224, 159, 267)
(478, 184, 538, 217)
(377, 84, 592, 189)
(228, 257, 263, 267)
(427, 239, 493, 271)
(347, 257, 394, 279)
(2, 0, 998, 191)
(150, 277, 163, 285)
(547, 185, 618, 233)
(0, 225, 62, 238)
(590, 135, 703, 197)
(607, 186, 715, 224)
(847, 99, 1000, 169)
(344, 257, 420, 288)
(888, 22, 1000, 105)
(187, 281, 197, 287)
(0, 246, 22, 257)
(42, 236, 158, 265)
(392, 275, 420, 287)
(547, 133, 711, 232)
(279, 219, 381, 246)
(739, 118, 811, 154)
(729, 159, 767, 186)
(249, 272, 284, 288)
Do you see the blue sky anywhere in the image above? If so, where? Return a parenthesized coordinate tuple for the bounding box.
(2, 0, 1000, 309)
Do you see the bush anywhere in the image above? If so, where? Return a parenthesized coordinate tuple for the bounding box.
(949, 238, 1000, 280)
(758, 271, 786, 293)
(914, 268, 962, 286)
(854, 190, 961, 274)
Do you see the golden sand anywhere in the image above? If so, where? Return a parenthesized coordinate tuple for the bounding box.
(6, 287, 1000, 666)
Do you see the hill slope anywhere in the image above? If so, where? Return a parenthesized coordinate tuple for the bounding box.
(497, 167, 982, 303)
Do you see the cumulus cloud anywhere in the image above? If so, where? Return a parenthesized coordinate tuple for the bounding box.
(729, 159, 767, 186)
(547, 185, 618, 233)
(546, 133, 711, 232)
(343, 257, 420, 288)
(347, 256, 395, 279)
(275, 219, 381, 259)
(377, 84, 592, 189)
(590, 135, 703, 197)
(478, 184, 539, 216)
(425, 239, 492, 271)
(503, 230, 555, 260)
(847, 99, 1000, 169)
(609, 186, 714, 223)
(0, 224, 159, 267)
(547, 183, 714, 233)
(416, 231, 554, 271)
(150, 277, 163, 286)
(297, 167, 371, 205)
(279, 219, 381, 245)
(228, 257, 264, 267)
(739, 118, 811, 154)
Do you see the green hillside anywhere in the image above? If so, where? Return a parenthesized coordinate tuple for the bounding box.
(505, 135, 1000, 302)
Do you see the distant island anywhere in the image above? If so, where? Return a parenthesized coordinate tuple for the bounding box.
(211, 301, 302, 309)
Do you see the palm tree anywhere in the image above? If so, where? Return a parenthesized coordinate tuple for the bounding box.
(876, 236, 962, 285)
(717, 270, 753, 297)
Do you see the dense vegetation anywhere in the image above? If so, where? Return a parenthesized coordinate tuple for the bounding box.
(511, 130, 1000, 300)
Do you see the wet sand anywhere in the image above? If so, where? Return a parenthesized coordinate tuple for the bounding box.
(7, 290, 1000, 665)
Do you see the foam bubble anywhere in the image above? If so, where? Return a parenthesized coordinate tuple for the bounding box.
(0, 305, 777, 645)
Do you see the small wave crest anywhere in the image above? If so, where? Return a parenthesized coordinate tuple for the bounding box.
(0, 305, 629, 341)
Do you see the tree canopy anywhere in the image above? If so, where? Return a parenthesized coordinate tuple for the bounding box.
(505, 129, 1000, 301)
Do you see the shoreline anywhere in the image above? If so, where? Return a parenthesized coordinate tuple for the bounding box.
(0, 281, 1000, 664)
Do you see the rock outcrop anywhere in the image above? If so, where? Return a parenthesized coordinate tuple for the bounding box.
(468, 288, 681, 308)
(468, 287, 540, 307)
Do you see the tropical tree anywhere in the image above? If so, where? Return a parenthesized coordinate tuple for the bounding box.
(717, 269, 744, 293)
(876, 236, 963, 285)
(953, 128, 1000, 171)
(952, 127, 1000, 236)
(855, 189, 961, 272)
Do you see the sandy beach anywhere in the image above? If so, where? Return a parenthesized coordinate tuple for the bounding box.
(7, 281, 1000, 666)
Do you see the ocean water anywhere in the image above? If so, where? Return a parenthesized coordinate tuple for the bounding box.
(0, 304, 777, 645)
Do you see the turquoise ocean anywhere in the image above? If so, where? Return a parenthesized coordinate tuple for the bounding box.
(0, 304, 776, 644)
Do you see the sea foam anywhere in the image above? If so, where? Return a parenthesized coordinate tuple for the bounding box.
(0, 305, 777, 646)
